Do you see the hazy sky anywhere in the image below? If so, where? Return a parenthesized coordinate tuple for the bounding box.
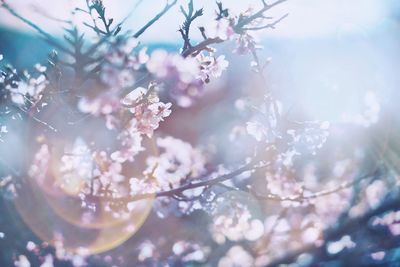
(0, 0, 399, 124)
(0, 0, 397, 42)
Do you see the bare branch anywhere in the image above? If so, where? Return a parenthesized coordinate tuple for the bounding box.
(242, 13, 289, 31)
(30, 4, 72, 24)
(16, 106, 58, 133)
(133, 0, 177, 38)
(179, 0, 204, 51)
(234, 0, 289, 31)
(0, 0, 74, 56)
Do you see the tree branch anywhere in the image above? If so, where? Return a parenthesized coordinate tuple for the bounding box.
(0, 0, 74, 56)
(234, 0, 289, 31)
(254, 168, 381, 202)
(133, 0, 177, 38)
(181, 0, 289, 57)
(97, 161, 270, 202)
(242, 13, 289, 31)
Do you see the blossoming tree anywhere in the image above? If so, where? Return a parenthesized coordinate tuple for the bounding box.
(0, 0, 399, 266)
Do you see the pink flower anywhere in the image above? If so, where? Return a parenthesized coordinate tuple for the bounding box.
(146, 50, 199, 82)
(246, 121, 267, 142)
(28, 144, 50, 184)
(78, 91, 121, 116)
(8, 73, 48, 105)
(146, 50, 203, 107)
(100, 38, 147, 89)
(197, 54, 229, 83)
(145, 136, 206, 190)
(93, 151, 125, 190)
(110, 131, 143, 163)
(123, 86, 172, 137)
(204, 19, 234, 41)
(233, 33, 258, 55)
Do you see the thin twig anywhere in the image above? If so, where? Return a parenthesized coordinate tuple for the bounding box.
(133, 0, 177, 38)
(0, 0, 73, 56)
(17, 106, 58, 133)
(181, 0, 289, 57)
(242, 13, 289, 31)
(254, 169, 381, 203)
(234, 0, 289, 31)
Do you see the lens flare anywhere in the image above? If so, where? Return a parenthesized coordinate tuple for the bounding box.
(13, 137, 157, 254)
(14, 179, 153, 254)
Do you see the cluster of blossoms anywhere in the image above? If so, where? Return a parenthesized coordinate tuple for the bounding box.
(244, 96, 330, 167)
(204, 17, 234, 41)
(77, 82, 173, 182)
(14, 240, 87, 267)
(373, 210, 400, 236)
(146, 50, 229, 107)
(136, 239, 210, 265)
(8, 71, 48, 106)
(234, 32, 259, 55)
(171, 240, 210, 263)
(218, 245, 254, 267)
(0, 60, 48, 107)
(211, 198, 265, 243)
(100, 38, 147, 89)
(78, 38, 148, 117)
(2, 1, 397, 267)
(27, 131, 207, 211)
(28, 143, 50, 184)
(203, 7, 262, 56)
(145, 136, 206, 190)
(147, 50, 201, 107)
(122, 85, 172, 136)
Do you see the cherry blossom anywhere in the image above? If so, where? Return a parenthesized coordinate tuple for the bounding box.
(197, 53, 229, 83)
(218, 246, 254, 267)
(7, 73, 48, 105)
(110, 131, 143, 163)
(78, 90, 121, 116)
(0, 0, 395, 266)
(145, 136, 206, 190)
(204, 18, 234, 41)
(28, 143, 50, 184)
(124, 86, 172, 137)
(233, 32, 259, 55)
(146, 50, 202, 107)
(100, 37, 148, 89)
(14, 255, 31, 267)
